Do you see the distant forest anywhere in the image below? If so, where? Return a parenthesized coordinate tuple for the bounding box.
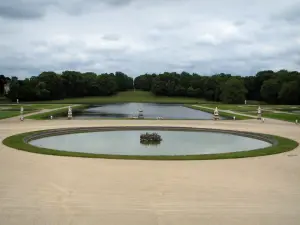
(0, 69, 300, 104)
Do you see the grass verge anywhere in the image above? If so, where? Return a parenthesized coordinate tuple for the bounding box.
(0, 104, 69, 109)
(185, 105, 253, 120)
(262, 112, 300, 123)
(0, 111, 21, 119)
(0, 110, 37, 120)
(25, 105, 89, 120)
(2, 128, 298, 160)
(0, 104, 69, 119)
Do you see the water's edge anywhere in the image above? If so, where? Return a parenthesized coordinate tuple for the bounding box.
(24, 126, 278, 147)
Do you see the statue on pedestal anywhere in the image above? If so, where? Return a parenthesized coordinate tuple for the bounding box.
(20, 106, 24, 121)
(213, 107, 219, 120)
(257, 106, 262, 120)
(68, 106, 72, 120)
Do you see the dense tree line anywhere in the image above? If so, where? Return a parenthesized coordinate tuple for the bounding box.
(2, 69, 300, 104)
(0, 75, 11, 96)
(134, 70, 300, 104)
(3, 71, 133, 101)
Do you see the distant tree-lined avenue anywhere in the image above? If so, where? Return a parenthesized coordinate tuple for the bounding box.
(1, 69, 300, 104)
(134, 70, 300, 104)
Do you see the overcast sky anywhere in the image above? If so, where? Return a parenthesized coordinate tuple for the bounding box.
(0, 0, 299, 78)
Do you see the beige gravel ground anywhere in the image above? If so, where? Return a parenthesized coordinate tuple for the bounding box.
(0, 117, 300, 225)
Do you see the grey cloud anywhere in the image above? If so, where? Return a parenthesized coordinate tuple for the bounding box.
(0, 0, 300, 78)
(101, 0, 133, 6)
(0, 0, 56, 19)
(0, 5, 43, 19)
(0, 0, 134, 20)
(102, 34, 121, 41)
(272, 2, 300, 23)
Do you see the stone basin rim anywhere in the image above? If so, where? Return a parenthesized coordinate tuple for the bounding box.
(23, 126, 278, 146)
(4, 125, 297, 160)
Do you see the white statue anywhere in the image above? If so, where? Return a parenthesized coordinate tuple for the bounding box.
(214, 107, 219, 115)
(213, 107, 219, 120)
(50, 115, 53, 120)
(17, 99, 19, 104)
(19, 106, 24, 121)
(245, 100, 247, 105)
(68, 106, 72, 119)
(257, 106, 262, 120)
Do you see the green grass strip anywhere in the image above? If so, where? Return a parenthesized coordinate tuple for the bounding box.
(185, 105, 253, 120)
(262, 112, 300, 123)
(26, 105, 89, 120)
(0, 110, 38, 120)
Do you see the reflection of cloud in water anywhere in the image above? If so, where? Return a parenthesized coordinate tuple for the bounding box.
(74, 103, 221, 120)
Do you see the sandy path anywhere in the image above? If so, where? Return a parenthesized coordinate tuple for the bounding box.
(0, 118, 300, 225)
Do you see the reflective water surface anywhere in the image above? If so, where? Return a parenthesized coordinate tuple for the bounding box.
(30, 130, 271, 156)
(73, 103, 223, 120)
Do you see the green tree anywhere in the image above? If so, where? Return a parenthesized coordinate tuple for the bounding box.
(6, 77, 19, 101)
(260, 79, 281, 104)
(220, 78, 247, 104)
(278, 81, 300, 105)
(0, 75, 6, 96)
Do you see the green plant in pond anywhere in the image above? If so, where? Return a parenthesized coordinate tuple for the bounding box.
(140, 132, 162, 145)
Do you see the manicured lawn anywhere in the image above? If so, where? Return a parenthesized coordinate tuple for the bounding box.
(202, 103, 299, 111)
(198, 103, 300, 122)
(0, 111, 20, 119)
(0, 104, 70, 119)
(0, 109, 37, 120)
(262, 112, 300, 123)
(0, 104, 69, 109)
(26, 105, 87, 120)
(25, 91, 208, 104)
(186, 105, 253, 120)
